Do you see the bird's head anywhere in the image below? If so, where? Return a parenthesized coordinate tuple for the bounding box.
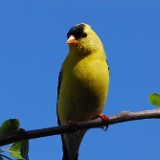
(66, 23, 103, 54)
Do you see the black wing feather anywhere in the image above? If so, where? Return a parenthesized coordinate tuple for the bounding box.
(106, 59, 110, 76)
(57, 69, 62, 125)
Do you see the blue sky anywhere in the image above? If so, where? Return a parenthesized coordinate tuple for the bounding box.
(0, 0, 160, 159)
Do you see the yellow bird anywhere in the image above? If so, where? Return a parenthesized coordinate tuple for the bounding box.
(57, 23, 110, 160)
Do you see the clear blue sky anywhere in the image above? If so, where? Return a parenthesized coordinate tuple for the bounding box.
(0, 0, 160, 159)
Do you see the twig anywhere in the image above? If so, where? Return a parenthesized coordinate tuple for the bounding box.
(0, 109, 160, 146)
(0, 154, 13, 160)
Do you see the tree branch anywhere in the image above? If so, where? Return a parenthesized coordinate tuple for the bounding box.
(0, 109, 160, 146)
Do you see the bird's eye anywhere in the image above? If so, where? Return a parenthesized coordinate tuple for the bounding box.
(82, 33, 87, 37)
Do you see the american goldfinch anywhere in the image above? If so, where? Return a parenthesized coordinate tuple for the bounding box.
(57, 23, 109, 160)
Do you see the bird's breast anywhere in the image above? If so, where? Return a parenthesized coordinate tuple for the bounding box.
(58, 56, 109, 124)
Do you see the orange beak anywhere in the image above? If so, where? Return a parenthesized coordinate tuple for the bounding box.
(66, 35, 79, 46)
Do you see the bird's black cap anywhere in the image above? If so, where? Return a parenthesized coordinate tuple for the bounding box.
(67, 24, 87, 39)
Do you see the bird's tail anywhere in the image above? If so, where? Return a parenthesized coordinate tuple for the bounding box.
(61, 129, 87, 160)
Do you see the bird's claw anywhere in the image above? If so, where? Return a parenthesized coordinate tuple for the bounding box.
(68, 120, 78, 132)
(98, 114, 109, 131)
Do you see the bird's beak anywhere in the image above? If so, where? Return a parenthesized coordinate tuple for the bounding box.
(66, 35, 79, 45)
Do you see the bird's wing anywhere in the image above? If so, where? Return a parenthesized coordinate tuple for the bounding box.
(57, 69, 62, 125)
(57, 69, 70, 160)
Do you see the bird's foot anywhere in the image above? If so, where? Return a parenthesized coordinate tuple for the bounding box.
(68, 120, 78, 132)
(98, 114, 109, 131)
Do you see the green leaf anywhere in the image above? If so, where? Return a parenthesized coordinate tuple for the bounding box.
(9, 141, 23, 159)
(149, 93, 160, 107)
(0, 119, 20, 138)
(8, 140, 29, 160)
